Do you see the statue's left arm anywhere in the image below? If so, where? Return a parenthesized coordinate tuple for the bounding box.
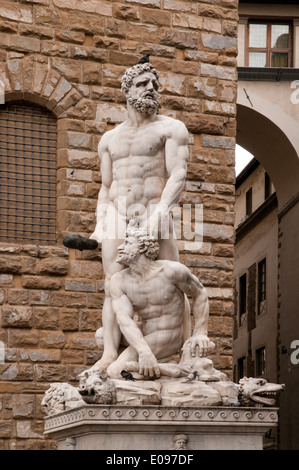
(148, 120, 189, 237)
(169, 263, 212, 357)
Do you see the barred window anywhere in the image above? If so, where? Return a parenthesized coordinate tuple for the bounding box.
(0, 101, 57, 245)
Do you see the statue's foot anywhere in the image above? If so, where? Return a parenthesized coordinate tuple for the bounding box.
(63, 234, 98, 251)
(88, 356, 117, 373)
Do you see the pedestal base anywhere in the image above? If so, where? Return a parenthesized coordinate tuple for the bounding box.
(44, 405, 278, 450)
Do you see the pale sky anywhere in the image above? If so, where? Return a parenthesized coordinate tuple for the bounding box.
(235, 144, 254, 176)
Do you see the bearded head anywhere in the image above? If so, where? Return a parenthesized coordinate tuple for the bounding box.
(121, 63, 159, 115)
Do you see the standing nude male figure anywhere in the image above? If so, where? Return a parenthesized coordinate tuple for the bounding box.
(89, 63, 190, 370)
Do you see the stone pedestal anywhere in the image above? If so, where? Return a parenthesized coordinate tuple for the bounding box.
(44, 405, 278, 450)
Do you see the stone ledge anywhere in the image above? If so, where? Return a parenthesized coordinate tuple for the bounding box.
(45, 404, 278, 432)
(44, 405, 279, 450)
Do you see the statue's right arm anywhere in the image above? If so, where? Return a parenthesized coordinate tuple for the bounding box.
(111, 274, 160, 377)
(90, 134, 113, 242)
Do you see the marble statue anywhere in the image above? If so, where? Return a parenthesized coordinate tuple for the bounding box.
(106, 221, 214, 380)
(237, 377, 285, 407)
(88, 62, 190, 372)
(43, 63, 285, 420)
(41, 382, 85, 416)
(78, 369, 117, 405)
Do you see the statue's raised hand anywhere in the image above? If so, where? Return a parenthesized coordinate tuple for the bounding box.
(189, 334, 215, 357)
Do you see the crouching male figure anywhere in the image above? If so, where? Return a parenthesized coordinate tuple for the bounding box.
(107, 224, 214, 380)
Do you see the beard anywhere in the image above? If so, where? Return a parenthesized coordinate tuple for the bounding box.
(116, 249, 139, 266)
(127, 95, 159, 115)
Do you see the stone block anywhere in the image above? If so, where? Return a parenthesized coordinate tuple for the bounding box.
(102, 64, 126, 87)
(96, 103, 127, 123)
(29, 290, 51, 306)
(35, 364, 67, 382)
(53, 0, 112, 16)
(20, 349, 61, 363)
(67, 149, 99, 170)
(19, 23, 53, 39)
(201, 63, 237, 81)
(172, 13, 203, 29)
(55, 29, 85, 44)
(9, 34, 40, 53)
(61, 349, 84, 364)
(51, 58, 81, 83)
(127, 22, 158, 42)
(186, 76, 217, 99)
(33, 307, 60, 329)
(1, 306, 33, 328)
(59, 309, 79, 331)
(41, 40, 69, 57)
(38, 258, 68, 276)
(22, 276, 62, 290)
(158, 28, 199, 49)
(39, 331, 65, 349)
(69, 261, 102, 280)
(163, 0, 196, 12)
(0, 274, 14, 286)
(0, 18, 18, 33)
(11, 395, 34, 418)
(125, 0, 160, 6)
(82, 61, 102, 85)
(65, 280, 97, 293)
(0, 421, 11, 438)
(202, 135, 235, 149)
(66, 332, 97, 350)
(202, 33, 237, 51)
(113, 4, 140, 21)
(41, 69, 60, 98)
(109, 51, 139, 67)
(106, 18, 126, 38)
(159, 72, 185, 96)
(141, 8, 171, 26)
(0, 2, 32, 23)
(8, 330, 39, 348)
(181, 113, 224, 135)
(203, 223, 234, 243)
(79, 308, 101, 331)
(50, 77, 72, 103)
(51, 292, 87, 308)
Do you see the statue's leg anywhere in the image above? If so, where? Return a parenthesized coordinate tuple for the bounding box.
(91, 238, 124, 371)
(107, 346, 138, 379)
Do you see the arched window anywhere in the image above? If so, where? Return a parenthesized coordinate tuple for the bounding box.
(0, 101, 57, 245)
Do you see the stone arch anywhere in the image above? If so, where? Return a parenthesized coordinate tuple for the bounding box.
(236, 103, 299, 210)
(236, 100, 299, 450)
(0, 56, 83, 117)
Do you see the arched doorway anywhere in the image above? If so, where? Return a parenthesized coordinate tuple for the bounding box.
(236, 101, 299, 450)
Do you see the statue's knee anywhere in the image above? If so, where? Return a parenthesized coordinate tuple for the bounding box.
(107, 362, 121, 379)
(95, 327, 104, 348)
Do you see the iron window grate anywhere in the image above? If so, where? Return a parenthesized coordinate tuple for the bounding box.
(0, 102, 57, 245)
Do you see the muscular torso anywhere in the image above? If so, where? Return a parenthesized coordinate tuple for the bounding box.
(121, 264, 184, 341)
(106, 117, 169, 219)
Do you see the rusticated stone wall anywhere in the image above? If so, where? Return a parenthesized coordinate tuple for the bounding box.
(0, 0, 237, 449)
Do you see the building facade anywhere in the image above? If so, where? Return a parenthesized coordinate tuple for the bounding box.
(236, 0, 299, 450)
(0, 0, 238, 450)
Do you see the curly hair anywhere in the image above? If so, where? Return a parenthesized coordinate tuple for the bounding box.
(137, 236, 160, 260)
(126, 219, 159, 260)
(121, 63, 159, 97)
